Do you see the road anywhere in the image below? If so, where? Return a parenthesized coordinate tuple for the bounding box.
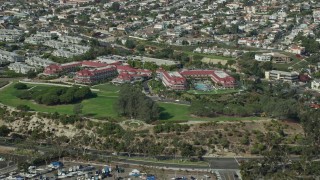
(0, 140, 303, 180)
(0, 165, 17, 175)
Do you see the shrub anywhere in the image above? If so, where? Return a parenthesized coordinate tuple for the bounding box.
(16, 105, 31, 111)
(14, 83, 28, 90)
(0, 125, 11, 136)
(240, 136, 250, 145)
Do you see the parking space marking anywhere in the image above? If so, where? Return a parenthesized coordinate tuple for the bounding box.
(234, 157, 240, 166)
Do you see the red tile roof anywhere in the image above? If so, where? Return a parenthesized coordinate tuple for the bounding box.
(180, 70, 215, 76)
(82, 61, 109, 68)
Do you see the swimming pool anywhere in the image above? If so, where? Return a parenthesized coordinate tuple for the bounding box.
(195, 83, 211, 91)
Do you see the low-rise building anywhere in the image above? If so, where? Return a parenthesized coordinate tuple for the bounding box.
(52, 50, 79, 58)
(287, 45, 305, 55)
(313, 9, 320, 23)
(0, 49, 25, 63)
(180, 70, 236, 88)
(25, 57, 55, 68)
(311, 79, 320, 92)
(44, 40, 90, 57)
(131, 56, 179, 66)
(43, 62, 82, 75)
(74, 66, 117, 84)
(113, 65, 152, 84)
(8, 62, 35, 74)
(156, 69, 187, 90)
(59, 35, 83, 44)
(265, 70, 299, 82)
(271, 52, 291, 63)
(255, 53, 272, 62)
(0, 29, 23, 42)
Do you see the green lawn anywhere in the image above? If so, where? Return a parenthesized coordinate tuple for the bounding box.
(158, 102, 266, 122)
(0, 82, 264, 122)
(92, 83, 121, 92)
(0, 83, 119, 118)
(272, 52, 310, 71)
(272, 59, 300, 71)
(184, 51, 233, 60)
(158, 102, 191, 121)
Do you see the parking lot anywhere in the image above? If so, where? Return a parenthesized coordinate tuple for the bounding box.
(0, 159, 220, 180)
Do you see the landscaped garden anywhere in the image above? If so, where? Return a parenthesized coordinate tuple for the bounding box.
(0, 82, 119, 118)
(187, 88, 239, 95)
(0, 82, 263, 122)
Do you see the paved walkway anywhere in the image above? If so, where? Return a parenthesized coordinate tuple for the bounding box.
(18, 80, 100, 92)
(0, 81, 12, 91)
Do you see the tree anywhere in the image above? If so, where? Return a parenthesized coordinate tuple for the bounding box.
(136, 44, 145, 53)
(26, 70, 37, 79)
(14, 83, 28, 90)
(74, 86, 93, 100)
(125, 39, 136, 49)
(41, 94, 59, 105)
(180, 143, 195, 158)
(110, 2, 120, 11)
(189, 100, 215, 117)
(299, 109, 320, 147)
(18, 162, 31, 173)
(182, 40, 189, 45)
(115, 84, 159, 122)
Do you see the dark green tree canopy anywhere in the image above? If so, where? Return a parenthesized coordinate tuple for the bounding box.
(115, 84, 159, 123)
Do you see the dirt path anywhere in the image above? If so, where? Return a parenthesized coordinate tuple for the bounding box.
(180, 118, 272, 125)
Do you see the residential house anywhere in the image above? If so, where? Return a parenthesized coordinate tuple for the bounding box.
(255, 53, 272, 62)
(313, 9, 320, 23)
(311, 79, 320, 92)
(287, 45, 305, 55)
(59, 35, 83, 44)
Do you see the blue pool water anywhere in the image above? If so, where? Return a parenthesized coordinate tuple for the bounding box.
(195, 83, 210, 91)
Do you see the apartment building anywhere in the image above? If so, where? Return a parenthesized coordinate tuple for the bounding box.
(180, 70, 237, 88)
(265, 70, 299, 82)
(156, 69, 187, 90)
(25, 57, 55, 68)
(0, 29, 23, 42)
(0, 49, 25, 63)
(8, 62, 36, 74)
(74, 66, 117, 84)
(43, 62, 82, 75)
